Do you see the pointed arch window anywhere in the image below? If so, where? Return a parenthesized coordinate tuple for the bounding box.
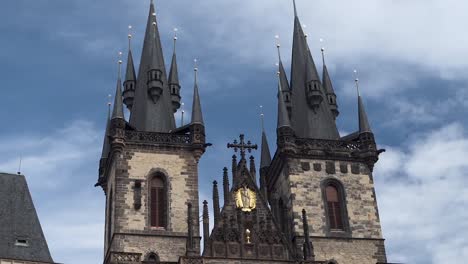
(326, 185, 343, 230)
(150, 175, 167, 228)
(322, 179, 350, 235)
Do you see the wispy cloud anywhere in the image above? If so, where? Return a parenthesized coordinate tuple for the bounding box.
(0, 120, 104, 263)
(375, 123, 468, 263)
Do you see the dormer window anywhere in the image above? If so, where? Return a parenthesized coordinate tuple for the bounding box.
(15, 239, 29, 247)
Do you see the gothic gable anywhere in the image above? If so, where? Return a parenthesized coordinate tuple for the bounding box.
(204, 158, 292, 261)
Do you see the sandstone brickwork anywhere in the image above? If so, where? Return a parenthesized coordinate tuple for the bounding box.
(105, 144, 201, 263)
(270, 157, 386, 263)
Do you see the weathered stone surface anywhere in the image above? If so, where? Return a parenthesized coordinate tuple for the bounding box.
(270, 157, 385, 262)
(105, 145, 201, 263)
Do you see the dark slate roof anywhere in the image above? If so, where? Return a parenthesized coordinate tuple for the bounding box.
(124, 50, 136, 83)
(358, 96, 372, 133)
(277, 75, 291, 129)
(168, 51, 179, 86)
(278, 61, 290, 92)
(112, 71, 125, 120)
(322, 64, 336, 95)
(100, 109, 111, 159)
(288, 8, 339, 140)
(191, 69, 204, 125)
(260, 131, 272, 169)
(129, 1, 176, 132)
(0, 173, 54, 263)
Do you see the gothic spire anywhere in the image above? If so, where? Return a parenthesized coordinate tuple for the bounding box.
(112, 55, 125, 120)
(260, 125, 272, 169)
(277, 72, 292, 129)
(168, 29, 181, 113)
(222, 167, 230, 204)
(123, 26, 136, 110)
(129, 0, 176, 132)
(321, 48, 339, 118)
(100, 97, 112, 160)
(202, 200, 210, 255)
(275, 36, 290, 92)
(289, 1, 339, 140)
(355, 76, 372, 133)
(191, 61, 204, 125)
(213, 181, 220, 226)
(293, 0, 298, 17)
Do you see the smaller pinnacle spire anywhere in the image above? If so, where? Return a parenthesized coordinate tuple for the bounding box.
(260, 130, 272, 169)
(260, 105, 265, 131)
(354, 70, 372, 133)
(354, 69, 360, 96)
(293, 0, 298, 17)
(302, 209, 314, 260)
(112, 54, 125, 120)
(213, 181, 220, 225)
(275, 35, 282, 62)
(101, 95, 112, 159)
(168, 28, 180, 88)
(223, 167, 230, 204)
(191, 60, 204, 125)
(277, 72, 292, 129)
(202, 200, 210, 255)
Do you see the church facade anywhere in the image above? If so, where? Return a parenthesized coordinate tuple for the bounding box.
(95, 1, 389, 264)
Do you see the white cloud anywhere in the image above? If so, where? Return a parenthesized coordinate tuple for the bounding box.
(0, 120, 105, 264)
(375, 123, 468, 263)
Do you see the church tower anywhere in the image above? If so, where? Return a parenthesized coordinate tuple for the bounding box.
(263, 1, 388, 263)
(96, 1, 206, 263)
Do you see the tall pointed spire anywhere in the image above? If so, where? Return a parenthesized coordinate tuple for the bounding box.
(202, 200, 210, 255)
(191, 60, 204, 125)
(321, 46, 339, 119)
(169, 28, 181, 113)
(213, 181, 220, 226)
(289, 1, 339, 140)
(293, 0, 298, 17)
(275, 36, 291, 93)
(129, 0, 176, 132)
(222, 167, 230, 204)
(277, 72, 292, 129)
(260, 111, 272, 169)
(112, 53, 125, 120)
(101, 95, 112, 160)
(123, 25, 136, 110)
(355, 72, 372, 133)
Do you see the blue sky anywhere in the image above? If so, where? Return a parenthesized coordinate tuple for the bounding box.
(1, 0, 468, 263)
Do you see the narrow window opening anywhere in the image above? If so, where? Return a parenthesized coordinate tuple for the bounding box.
(326, 185, 344, 230)
(150, 175, 166, 228)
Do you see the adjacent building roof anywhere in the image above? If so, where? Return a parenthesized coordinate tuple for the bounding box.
(0, 173, 54, 263)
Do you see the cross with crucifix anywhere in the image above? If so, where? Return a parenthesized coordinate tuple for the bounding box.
(227, 134, 258, 160)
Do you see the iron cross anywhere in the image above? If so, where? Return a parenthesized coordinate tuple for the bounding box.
(227, 134, 258, 160)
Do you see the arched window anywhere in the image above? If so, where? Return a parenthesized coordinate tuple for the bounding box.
(150, 175, 166, 228)
(145, 252, 159, 263)
(325, 184, 344, 230)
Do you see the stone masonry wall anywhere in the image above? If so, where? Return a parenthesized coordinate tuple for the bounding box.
(279, 158, 383, 238)
(312, 237, 387, 264)
(109, 145, 201, 262)
(272, 158, 386, 263)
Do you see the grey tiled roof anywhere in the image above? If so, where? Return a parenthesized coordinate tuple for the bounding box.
(0, 173, 54, 263)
